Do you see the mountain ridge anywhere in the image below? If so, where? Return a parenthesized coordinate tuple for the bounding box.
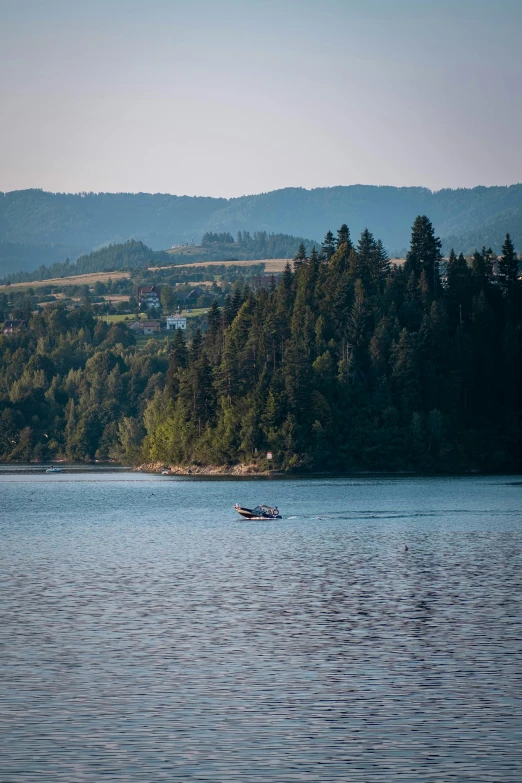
(1, 184, 521, 277)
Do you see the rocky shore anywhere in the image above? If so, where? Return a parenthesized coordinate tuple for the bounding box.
(135, 462, 273, 476)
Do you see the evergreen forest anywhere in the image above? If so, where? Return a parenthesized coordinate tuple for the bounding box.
(1, 217, 521, 473)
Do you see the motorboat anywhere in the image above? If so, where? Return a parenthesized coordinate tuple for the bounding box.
(234, 503, 281, 520)
(45, 466, 63, 474)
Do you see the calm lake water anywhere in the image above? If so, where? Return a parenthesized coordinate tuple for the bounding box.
(0, 472, 521, 782)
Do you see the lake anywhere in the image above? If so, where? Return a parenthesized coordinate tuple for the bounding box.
(0, 472, 521, 782)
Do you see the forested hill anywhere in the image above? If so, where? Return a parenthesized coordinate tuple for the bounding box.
(1, 217, 521, 472)
(1, 184, 522, 277)
(0, 232, 317, 285)
(1, 241, 170, 285)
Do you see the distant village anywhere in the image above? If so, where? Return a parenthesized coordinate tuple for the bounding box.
(1, 272, 279, 337)
(130, 285, 190, 336)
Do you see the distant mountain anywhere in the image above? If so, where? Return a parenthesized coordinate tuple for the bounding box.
(1, 185, 521, 277)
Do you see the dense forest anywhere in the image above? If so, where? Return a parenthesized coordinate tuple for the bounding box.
(2, 185, 522, 277)
(0, 216, 521, 472)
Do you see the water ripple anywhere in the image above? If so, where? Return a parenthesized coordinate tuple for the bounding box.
(0, 474, 521, 781)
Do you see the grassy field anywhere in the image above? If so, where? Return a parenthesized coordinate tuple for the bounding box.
(95, 309, 207, 325)
(182, 307, 208, 318)
(0, 270, 131, 293)
(134, 333, 172, 350)
(0, 258, 287, 293)
(1, 256, 407, 296)
(167, 246, 206, 259)
(149, 258, 288, 273)
(95, 313, 141, 324)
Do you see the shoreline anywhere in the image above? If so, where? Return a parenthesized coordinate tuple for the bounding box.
(135, 462, 275, 476)
(0, 461, 519, 478)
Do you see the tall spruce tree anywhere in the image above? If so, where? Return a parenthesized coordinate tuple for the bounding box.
(404, 215, 442, 296)
(471, 246, 493, 291)
(166, 329, 188, 400)
(498, 233, 518, 287)
(293, 242, 308, 272)
(446, 250, 473, 328)
(336, 224, 352, 250)
(321, 230, 336, 261)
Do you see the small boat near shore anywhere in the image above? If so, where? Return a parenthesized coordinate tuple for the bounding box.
(234, 503, 281, 520)
(45, 466, 63, 474)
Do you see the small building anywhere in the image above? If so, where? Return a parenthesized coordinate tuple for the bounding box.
(138, 285, 161, 311)
(128, 320, 144, 334)
(2, 319, 26, 334)
(182, 288, 202, 306)
(166, 316, 187, 330)
(141, 321, 161, 335)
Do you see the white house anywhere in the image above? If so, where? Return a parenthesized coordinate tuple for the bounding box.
(166, 316, 187, 330)
(138, 286, 161, 311)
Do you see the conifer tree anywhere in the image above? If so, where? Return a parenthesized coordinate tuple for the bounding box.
(471, 246, 493, 291)
(166, 328, 188, 400)
(231, 284, 244, 322)
(205, 299, 222, 362)
(293, 242, 308, 272)
(336, 224, 352, 250)
(206, 299, 221, 336)
(321, 230, 336, 261)
(355, 228, 388, 294)
(498, 233, 518, 287)
(446, 250, 473, 328)
(305, 247, 320, 303)
(223, 294, 234, 327)
(404, 215, 442, 296)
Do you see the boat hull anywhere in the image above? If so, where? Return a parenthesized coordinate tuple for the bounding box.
(235, 506, 281, 520)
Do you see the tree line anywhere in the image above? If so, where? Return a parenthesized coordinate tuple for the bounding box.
(0, 216, 520, 472)
(200, 230, 317, 259)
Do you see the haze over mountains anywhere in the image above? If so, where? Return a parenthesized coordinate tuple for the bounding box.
(1, 184, 522, 278)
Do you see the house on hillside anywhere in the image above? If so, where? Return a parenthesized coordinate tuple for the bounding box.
(142, 321, 161, 335)
(138, 285, 161, 311)
(166, 315, 187, 330)
(129, 320, 161, 335)
(2, 319, 26, 335)
(181, 288, 202, 307)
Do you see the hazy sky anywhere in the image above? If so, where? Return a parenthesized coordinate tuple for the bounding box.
(1, 0, 521, 197)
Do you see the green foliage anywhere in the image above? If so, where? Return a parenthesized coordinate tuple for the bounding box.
(0, 303, 167, 463)
(404, 216, 442, 296)
(1, 218, 521, 472)
(139, 220, 522, 472)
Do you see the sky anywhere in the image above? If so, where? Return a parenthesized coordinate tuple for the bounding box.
(1, 0, 522, 198)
